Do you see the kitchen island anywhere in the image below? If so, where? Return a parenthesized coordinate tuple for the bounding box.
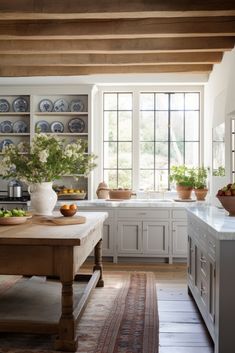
(0, 211, 107, 352)
(187, 205, 235, 353)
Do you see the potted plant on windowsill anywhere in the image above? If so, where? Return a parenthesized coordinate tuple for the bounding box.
(193, 166, 209, 201)
(170, 165, 195, 200)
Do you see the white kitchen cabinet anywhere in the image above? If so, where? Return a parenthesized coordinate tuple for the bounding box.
(118, 221, 142, 254)
(69, 204, 188, 263)
(117, 208, 170, 260)
(143, 221, 169, 255)
(172, 221, 188, 256)
(102, 221, 114, 256)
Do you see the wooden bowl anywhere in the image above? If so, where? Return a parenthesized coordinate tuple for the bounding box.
(60, 208, 77, 217)
(217, 196, 235, 216)
(109, 189, 132, 200)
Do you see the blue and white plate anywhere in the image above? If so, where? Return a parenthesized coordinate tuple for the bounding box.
(13, 120, 28, 133)
(39, 99, 54, 112)
(69, 100, 84, 112)
(12, 97, 28, 112)
(68, 118, 85, 133)
(35, 120, 50, 133)
(50, 121, 64, 133)
(0, 120, 13, 133)
(53, 99, 68, 112)
(0, 139, 14, 151)
(0, 99, 10, 113)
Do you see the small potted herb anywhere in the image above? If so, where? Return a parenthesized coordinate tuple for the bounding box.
(170, 165, 195, 199)
(193, 167, 209, 201)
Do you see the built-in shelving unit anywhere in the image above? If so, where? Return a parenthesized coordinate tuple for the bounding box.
(0, 89, 92, 198)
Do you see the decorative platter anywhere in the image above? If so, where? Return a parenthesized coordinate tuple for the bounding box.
(13, 120, 28, 133)
(0, 99, 10, 113)
(39, 99, 54, 112)
(69, 100, 84, 112)
(68, 117, 85, 133)
(53, 98, 69, 112)
(35, 120, 50, 133)
(0, 120, 13, 133)
(0, 139, 14, 151)
(12, 97, 28, 112)
(0, 216, 29, 225)
(50, 121, 64, 133)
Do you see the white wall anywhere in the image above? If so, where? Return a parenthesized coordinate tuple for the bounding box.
(204, 47, 235, 205)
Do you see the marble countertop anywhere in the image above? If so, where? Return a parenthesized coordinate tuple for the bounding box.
(186, 205, 235, 239)
(56, 198, 203, 208)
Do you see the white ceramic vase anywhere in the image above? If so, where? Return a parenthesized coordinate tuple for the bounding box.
(28, 182, 57, 216)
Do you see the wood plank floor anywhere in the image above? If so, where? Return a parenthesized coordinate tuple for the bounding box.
(82, 261, 214, 353)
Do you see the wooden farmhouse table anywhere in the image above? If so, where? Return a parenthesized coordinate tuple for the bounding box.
(0, 211, 108, 351)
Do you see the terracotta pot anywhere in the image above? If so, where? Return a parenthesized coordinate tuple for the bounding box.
(109, 189, 132, 200)
(217, 196, 235, 216)
(194, 188, 208, 201)
(176, 185, 193, 200)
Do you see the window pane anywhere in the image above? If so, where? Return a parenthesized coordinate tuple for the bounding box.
(170, 93, 184, 110)
(155, 142, 168, 169)
(118, 170, 132, 189)
(118, 111, 132, 141)
(155, 93, 168, 110)
(185, 93, 199, 110)
(118, 142, 132, 168)
(170, 141, 184, 165)
(213, 142, 225, 169)
(156, 112, 168, 141)
(140, 111, 154, 141)
(185, 142, 199, 167)
(185, 111, 199, 141)
(170, 112, 184, 141)
(118, 93, 132, 110)
(104, 142, 117, 169)
(140, 142, 154, 169)
(140, 170, 154, 190)
(140, 93, 154, 110)
(155, 170, 168, 190)
(104, 169, 117, 189)
(104, 111, 117, 141)
(104, 93, 117, 110)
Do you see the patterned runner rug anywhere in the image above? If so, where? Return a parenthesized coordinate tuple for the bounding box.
(0, 272, 159, 353)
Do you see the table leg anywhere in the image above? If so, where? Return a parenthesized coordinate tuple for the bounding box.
(93, 239, 104, 287)
(54, 280, 77, 352)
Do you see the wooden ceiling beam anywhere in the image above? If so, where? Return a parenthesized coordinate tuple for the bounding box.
(0, 17, 235, 39)
(0, 65, 213, 77)
(0, 37, 234, 54)
(0, 1, 235, 19)
(0, 53, 222, 66)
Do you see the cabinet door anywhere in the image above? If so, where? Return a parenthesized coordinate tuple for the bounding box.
(172, 221, 188, 256)
(118, 221, 142, 254)
(208, 260, 216, 325)
(188, 235, 196, 286)
(143, 221, 169, 255)
(102, 221, 114, 255)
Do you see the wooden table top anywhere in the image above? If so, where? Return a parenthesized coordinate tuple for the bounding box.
(0, 211, 108, 246)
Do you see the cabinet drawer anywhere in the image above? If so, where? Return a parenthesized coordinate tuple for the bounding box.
(117, 209, 170, 219)
(78, 207, 114, 220)
(172, 209, 187, 220)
